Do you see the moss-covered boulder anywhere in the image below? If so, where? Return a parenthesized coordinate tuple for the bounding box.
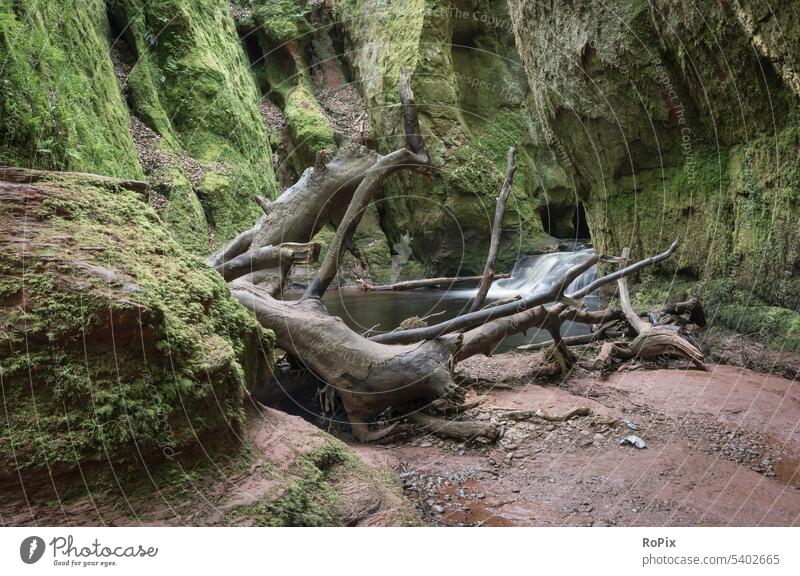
(0, 0, 142, 178)
(0, 171, 273, 480)
(332, 0, 553, 275)
(507, 0, 800, 345)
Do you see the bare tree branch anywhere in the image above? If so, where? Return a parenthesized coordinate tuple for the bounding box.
(254, 195, 272, 215)
(215, 242, 320, 281)
(303, 71, 431, 299)
(471, 146, 516, 311)
(568, 237, 680, 299)
(356, 274, 509, 292)
(207, 216, 265, 269)
(371, 255, 599, 345)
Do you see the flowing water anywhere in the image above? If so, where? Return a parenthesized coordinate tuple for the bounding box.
(321, 245, 599, 353)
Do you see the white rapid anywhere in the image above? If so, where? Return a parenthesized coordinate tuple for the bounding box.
(452, 248, 598, 300)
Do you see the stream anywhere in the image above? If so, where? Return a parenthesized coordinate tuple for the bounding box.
(322, 245, 599, 353)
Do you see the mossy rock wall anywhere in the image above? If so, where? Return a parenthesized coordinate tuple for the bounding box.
(109, 0, 278, 246)
(0, 173, 273, 478)
(1, 0, 280, 252)
(0, 0, 142, 178)
(507, 0, 799, 344)
(231, 1, 395, 280)
(232, 0, 336, 175)
(332, 0, 554, 275)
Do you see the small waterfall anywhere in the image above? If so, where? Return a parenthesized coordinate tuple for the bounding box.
(455, 248, 597, 300)
(489, 249, 596, 298)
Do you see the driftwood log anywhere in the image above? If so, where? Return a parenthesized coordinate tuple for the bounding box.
(587, 247, 706, 371)
(355, 274, 510, 292)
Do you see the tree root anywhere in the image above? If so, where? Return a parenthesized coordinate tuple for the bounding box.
(408, 412, 500, 442)
(501, 406, 591, 422)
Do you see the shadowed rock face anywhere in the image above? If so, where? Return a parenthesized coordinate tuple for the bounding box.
(507, 0, 800, 348)
(331, 0, 558, 275)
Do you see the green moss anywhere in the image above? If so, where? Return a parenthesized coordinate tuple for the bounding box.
(702, 277, 800, 353)
(508, 0, 800, 325)
(237, 1, 335, 175)
(352, 204, 395, 283)
(238, 441, 347, 526)
(0, 0, 142, 177)
(715, 304, 800, 353)
(152, 166, 210, 255)
(0, 174, 273, 474)
(236, 0, 313, 45)
(283, 84, 336, 164)
(110, 0, 277, 243)
(333, 0, 547, 274)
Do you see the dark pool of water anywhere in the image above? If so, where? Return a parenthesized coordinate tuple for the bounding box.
(320, 287, 599, 353)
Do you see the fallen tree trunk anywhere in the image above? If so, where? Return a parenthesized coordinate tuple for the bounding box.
(210, 74, 693, 442)
(516, 325, 624, 351)
(645, 296, 707, 327)
(408, 412, 499, 442)
(230, 279, 463, 441)
(304, 72, 430, 299)
(214, 242, 319, 282)
(205, 144, 379, 270)
(355, 274, 510, 292)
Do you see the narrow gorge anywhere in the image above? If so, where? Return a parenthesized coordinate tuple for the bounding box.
(1, 0, 799, 527)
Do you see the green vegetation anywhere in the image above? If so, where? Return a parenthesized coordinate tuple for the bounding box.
(110, 0, 277, 245)
(508, 0, 800, 349)
(333, 0, 547, 275)
(234, 0, 336, 172)
(223, 437, 416, 526)
(0, 0, 142, 177)
(234, 441, 348, 526)
(152, 165, 211, 254)
(283, 84, 336, 164)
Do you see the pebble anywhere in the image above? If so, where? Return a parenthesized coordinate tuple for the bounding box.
(420, 441, 432, 448)
(431, 504, 445, 514)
